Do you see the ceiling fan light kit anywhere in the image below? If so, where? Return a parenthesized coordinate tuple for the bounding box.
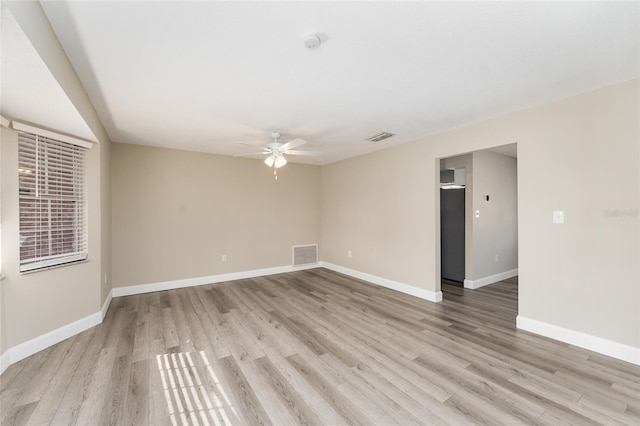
(264, 154, 287, 169)
(274, 155, 287, 168)
(264, 155, 275, 167)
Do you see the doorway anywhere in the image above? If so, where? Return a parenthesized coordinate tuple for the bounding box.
(439, 144, 518, 302)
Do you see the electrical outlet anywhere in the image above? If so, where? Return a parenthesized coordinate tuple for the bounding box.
(475, 210, 480, 218)
(348, 250, 352, 258)
(222, 254, 227, 262)
(553, 210, 564, 224)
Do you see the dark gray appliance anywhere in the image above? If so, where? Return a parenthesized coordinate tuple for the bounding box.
(441, 188, 465, 282)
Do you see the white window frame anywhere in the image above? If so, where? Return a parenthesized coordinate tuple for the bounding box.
(16, 123, 92, 272)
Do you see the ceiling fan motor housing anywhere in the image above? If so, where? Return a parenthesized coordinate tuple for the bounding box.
(266, 132, 283, 151)
(266, 142, 283, 151)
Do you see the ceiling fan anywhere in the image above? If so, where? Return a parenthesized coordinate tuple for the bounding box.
(234, 132, 320, 179)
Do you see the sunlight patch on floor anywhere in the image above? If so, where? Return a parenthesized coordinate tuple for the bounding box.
(156, 351, 236, 425)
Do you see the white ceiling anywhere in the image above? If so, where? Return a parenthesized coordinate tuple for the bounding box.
(0, 7, 96, 143)
(14, 2, 640, 165)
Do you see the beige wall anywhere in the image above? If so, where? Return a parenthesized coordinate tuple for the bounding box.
(100, 128, 111, 302)
(0, 280, 4, 357)
(0, 1, 112, 356)
(1, 127, 100, 349)
(321, 143, 434, 286)
(471, 150, 518, 279)
(321, 79, 639, 348)
(111, 143, 321, 287)
(0, 130, 5, 356)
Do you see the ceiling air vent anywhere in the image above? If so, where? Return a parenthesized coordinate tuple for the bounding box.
(366, 132, 395, 142)
(293, 244, 318, 266)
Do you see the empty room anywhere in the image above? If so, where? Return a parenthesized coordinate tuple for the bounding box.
(1, 1, 638, 425)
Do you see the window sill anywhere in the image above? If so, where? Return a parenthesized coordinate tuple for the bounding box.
(20, 259, 89, 275)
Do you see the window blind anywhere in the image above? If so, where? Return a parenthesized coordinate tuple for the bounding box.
(18, 130, 88, 272)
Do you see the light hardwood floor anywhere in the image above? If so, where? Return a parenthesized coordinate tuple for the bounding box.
(1, 269, 639, 425)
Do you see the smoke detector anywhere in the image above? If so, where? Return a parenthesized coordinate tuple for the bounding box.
(304, 35, 322, 49)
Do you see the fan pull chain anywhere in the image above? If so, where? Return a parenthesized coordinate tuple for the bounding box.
(274, 168, 278, 180)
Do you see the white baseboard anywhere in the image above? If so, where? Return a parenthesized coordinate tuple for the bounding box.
(112, 263, 321, 297)
(4, 310, 102, 371)
(1, 291, 113, 375)
(0, 265, 321, 375)
(464, 268, 518, 290)
(321, 262, 442, 303)
(111, 262, 443, 304)
(517, 315, 640, 366)
(1, 262, 435, 375)
(101, 289, 113, 319)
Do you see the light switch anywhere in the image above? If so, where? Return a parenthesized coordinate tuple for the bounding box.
(475, 210, 480, 218)
(553, 210, 564, 224)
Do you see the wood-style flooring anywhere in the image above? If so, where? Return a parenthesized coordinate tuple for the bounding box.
(1, 269, 639, 425)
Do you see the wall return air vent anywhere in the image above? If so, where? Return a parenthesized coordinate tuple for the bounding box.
(292, 244, 318, 266)
(366, 132, 395, 142)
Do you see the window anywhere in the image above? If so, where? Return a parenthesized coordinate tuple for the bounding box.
(18, 130, 88, 272)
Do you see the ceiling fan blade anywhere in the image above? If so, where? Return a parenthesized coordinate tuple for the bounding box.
(235, 141, 267, 150)
(278, 138, 306, 151)
(233, 151, 269, 157)
(284, 150, 321, 156)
